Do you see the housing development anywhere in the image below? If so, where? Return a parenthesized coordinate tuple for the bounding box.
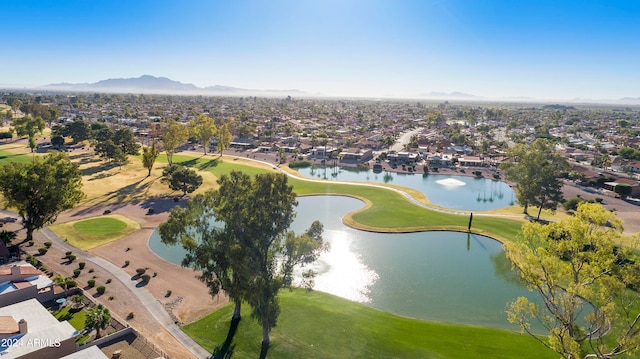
(0, 88, 639, 359)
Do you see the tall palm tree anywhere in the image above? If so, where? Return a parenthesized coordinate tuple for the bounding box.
(53, 275, 77, 294)
(85, 304, 111, 338)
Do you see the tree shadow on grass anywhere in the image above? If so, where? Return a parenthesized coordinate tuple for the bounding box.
(198, 158, 219, 170)
(88, 177, 154, 210)
(175, 155, 219, 171)
(0, 153, 29, 162)
(56, 312, 74, 322)
(87, 172, 116, 181)
(212, 317, 241, 359)
(81, 161, 118, 176)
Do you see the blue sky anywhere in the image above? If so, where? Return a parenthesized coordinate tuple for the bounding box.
(1, 0, 639, 100)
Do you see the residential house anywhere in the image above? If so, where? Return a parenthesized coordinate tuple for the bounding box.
(0, 262, 55, 307)
(457, 156, 485, 167)
(339, 148, 373, 163)
(427, 153, 453, 167)
(388, 151, 419, 165)
(0, 298, 77, 358)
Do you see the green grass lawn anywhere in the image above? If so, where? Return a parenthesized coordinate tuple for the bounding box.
(183, 289, 557, 359)
(0, 149, 34, 165)
(52, 305, 90, 343)
(72, 217, 128, 235)
(164, 155, 525, 242)
(49, 214, 140, 250)
(52, 305, 87, 330)
(156, 153, 274, 179)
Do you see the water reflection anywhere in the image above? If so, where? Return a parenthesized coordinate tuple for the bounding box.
(296, 166, 515, 211)
(148, 196, 540, 330)
(303, 229, 378, 303)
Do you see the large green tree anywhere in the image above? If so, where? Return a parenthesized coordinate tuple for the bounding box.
(159, 184, 252, 323)
(161, 119, 188, 166)
(236, 172, 326, 357)
(0, 152, 84, 241)
(190, 114, 217, 155)
(159, 171, 326, 358)
(161, 165, 202, 196)
(505, 202, 640, 359)
(94, 127, 140, 163)
(216, 123, 232, 158)
(12, 115, 46, 152)
(500, 138, 570, 220)
(54, 119, 91, 143)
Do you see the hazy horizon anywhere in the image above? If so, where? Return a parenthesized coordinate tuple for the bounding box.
(2, 1, 640, 101)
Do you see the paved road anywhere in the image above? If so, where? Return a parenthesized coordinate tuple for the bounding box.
(390, 127, 423, 152)
(39, 228, 211, 359)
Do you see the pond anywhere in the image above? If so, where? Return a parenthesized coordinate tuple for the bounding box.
(149, 196, 541, 331)
(295, 166, 516, 211)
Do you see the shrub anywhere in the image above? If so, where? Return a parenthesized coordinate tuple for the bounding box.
(165, 290, 172, 298)
(124, 260, 130, 267)
(136, 268, 146, 275)
(127, 312, 135, 320)
(472, 170, 482, 177)
(78, 262, 86, 270)
(562, 197, 583, 211)
(67, 254, 76, 262)
(141, 274, 151, 282)
(44, 241, 52, 248)
(595, 197, 603, 203)
(147, 208, 155, 215)
(28, 240, 34, 246)
(96, 286, 106, 295)
(288, 160, 312, 169)
(106, 278, 112, 284)
(357, 162, 370, 171)
(493, 173, 500, 179)
(73, 269, 81, 277)
(66, 278, 77, 289)
(26, 255, 38, 266)
(153, 272, 157, 277)
(87, 279, 96, 288)
(88, 268, 94, 273)
(125, 247, 130, 252)
(65, 251, 72, 256)
(38, 247, 48, 255)
(108, 296, 114, 301)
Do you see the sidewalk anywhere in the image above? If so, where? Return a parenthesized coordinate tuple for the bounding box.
(40, 228, 211, 359)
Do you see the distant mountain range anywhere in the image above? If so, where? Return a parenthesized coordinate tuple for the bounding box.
(2, 75, 636, 104)
(417, 91, 481, 99)
(38, 75, 308, 97)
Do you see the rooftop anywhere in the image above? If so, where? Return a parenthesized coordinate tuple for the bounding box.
(61, 345, 109, 359)
(0, 299, 76, 358)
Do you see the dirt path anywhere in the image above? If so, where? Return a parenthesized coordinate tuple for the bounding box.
(56, 197, 229, 324)
(9, 197, 229, 359)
